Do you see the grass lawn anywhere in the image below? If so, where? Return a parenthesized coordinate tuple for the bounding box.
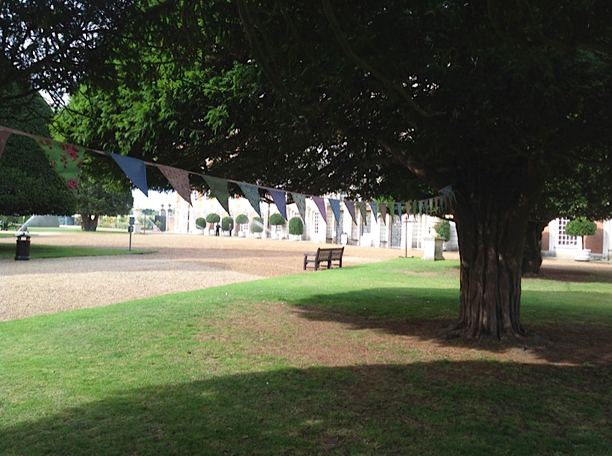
(0, 242, 154, 260)
(1, 259, 611, 455)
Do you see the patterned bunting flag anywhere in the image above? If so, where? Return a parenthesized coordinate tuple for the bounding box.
(380, 203, 387, 225)
(358, 202, 368, 226)
(313, 196, 327, 224)
(110, 152, 148, 196)
(344, 200, 357, 225)
(38, 138, 84, 192)
(268, 188, 287, 220)
(329, 198, 342, 226)
(238, 183, 262, 217)
(291, 192, 306, 221)
(156, 164, 192, 205)
(203, 175, 230, 215)
(369, 202, 378, 223)
(0, 130, 10, 159)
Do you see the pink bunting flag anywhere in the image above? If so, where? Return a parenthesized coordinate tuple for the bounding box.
(156, 164, 192, 205)
(0, 130, 10, 159)
(313, 196, 327, 224)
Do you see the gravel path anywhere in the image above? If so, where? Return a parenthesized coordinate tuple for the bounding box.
(0, 231, 422, 321)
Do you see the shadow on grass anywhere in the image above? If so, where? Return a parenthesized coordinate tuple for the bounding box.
(287, 288, 612, 366)
(527, 263, 612, 284)
(2, 362, 610, 456)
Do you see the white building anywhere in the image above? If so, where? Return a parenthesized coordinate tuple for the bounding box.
(163, 190, 459, 253)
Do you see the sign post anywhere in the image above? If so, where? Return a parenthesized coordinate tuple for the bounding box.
(128, 217, 135, 251)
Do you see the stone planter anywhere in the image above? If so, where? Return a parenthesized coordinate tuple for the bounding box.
(574, 249, 591, 262)
(289, 234, 302, 241)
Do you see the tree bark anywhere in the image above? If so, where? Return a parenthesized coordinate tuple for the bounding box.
(81, 214, 98, 231)
(448, 173, 542, 342)
(522, 221, 548, 275)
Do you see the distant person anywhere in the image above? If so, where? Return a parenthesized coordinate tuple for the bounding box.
(215, 223, 221, 236)
(228, 221, 233, 236)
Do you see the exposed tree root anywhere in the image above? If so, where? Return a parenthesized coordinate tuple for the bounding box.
(439, 322, 555, 352)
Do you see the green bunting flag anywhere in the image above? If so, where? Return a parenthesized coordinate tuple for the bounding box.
(291, 192, 306, 221)
(0, 129, 10, 159)
(204, 175, 230, 215)
(358, 201, 368, 226)
(37, 138, 84, 192)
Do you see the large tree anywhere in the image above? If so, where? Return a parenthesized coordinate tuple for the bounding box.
(0, 0, 148, 106)
(0, 83, 76, 216)
(76, 176, 133, 231)
(59, 1, 612, 342)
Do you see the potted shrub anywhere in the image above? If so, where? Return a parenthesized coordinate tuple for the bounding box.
(195, 217, 207, 234)
(288, 216, 304, 241)
(235, 214, 249, 237)
(269, 213, 286, 239)
(251, 216, 264, 238)
(435, 219, 451, 250)
(565, 217, 597, 261)
(221, 216, 234, 236)
(206, 213, 220, 235)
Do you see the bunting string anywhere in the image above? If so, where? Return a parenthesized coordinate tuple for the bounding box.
(0, 124, 454, 221)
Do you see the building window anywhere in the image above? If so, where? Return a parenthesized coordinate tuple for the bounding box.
(558, 218, 579, 246)
(314, 213, 319, 234)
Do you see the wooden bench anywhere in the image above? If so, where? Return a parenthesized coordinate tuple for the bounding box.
(303, 247, 344, 271)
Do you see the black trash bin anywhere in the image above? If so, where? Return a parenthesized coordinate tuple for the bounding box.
(15, 234, 31, 260)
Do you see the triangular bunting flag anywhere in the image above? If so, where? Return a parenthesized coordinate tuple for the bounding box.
(418, 200, 424, 214)
(388, 202, 395, 220)
(405, 202, 411, 218)
(313, 196, 327, 224)
(380, 203, 387, 225)
(291, 192, 306, 222)
(238, 183, 261, 217)
(0, 130, 10, 159)
(203, 175, 230, 215)
(268, 188, 287, 221)
(396, 203, 402, 219)
(344, 200, 357, 225)
(38, 138, 84, 192)
(329, 198, 342, 226)
(369, 202, 378, 223)
(109, 153, 148, 196)
(358, 202, 368, 226)
(156, 164, 192, 206)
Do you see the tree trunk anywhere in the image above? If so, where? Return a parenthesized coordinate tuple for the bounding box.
(81, 214, 99, 231)
(448, 175, 541, 342)
(522, 221, 548, 275)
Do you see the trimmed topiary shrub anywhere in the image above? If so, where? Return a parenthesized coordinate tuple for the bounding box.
(251, 216, 264, 233)
(221, 216, 234, 232)
(206, 213, 220, 224)
(269, 213, 286, 226)
(195, 217, 207, 229)
(235, 214, 249, 225)
(435, 219, 451, 241)
(289, 216, 304, 235)
(565, 217, 597, 238)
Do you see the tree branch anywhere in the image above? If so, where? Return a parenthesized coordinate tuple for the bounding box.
(321, 0, 445, 119)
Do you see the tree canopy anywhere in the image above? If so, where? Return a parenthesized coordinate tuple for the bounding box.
(76, 176, 133, 231)
(55, 1, 612, 341)
(0, 83, 76, 216)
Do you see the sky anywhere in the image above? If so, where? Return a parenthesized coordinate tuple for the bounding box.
(132, 189, 177, 211)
